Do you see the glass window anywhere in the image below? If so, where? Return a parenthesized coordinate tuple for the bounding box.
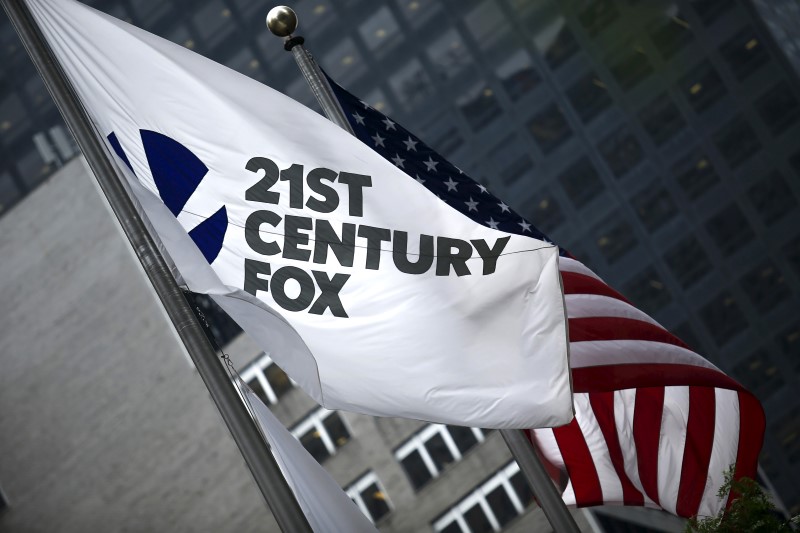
(713, 116, 761, 169)
(691, 0, 733, 25)
(559, 157, 604, 208)
(639, 94, 686, 146)
(749, 172, 797, 225)
(464, 1, 508, 48)
(632, 185, 678, 231)
(777, 322, 800, 367)
(400, 450, 433, 490)
(673, 151, 719, 200)
(322, 38, 365, 85)
(528, 104, 572, 154)
(431, 127, 464, 158)
(773, 409, 800, 464)
(191, 0, 234, 47)
(532, 13, 578, 70)
(664, 236, 711, 288)
(567, 72, 612, 123)
(358, 7, 401, 53)
(623, 267, 671, 315)
(609, 45, 653, 90)
(525, 189, 563, 233)
(0, 93, 30, 145)
(395, 0, 440, 28)
(291, 407, 350, 463)
(346, 471, 391, 523)
(720, 26, 769, 81)
(427, 29, 472, 81)
(495, 50, 540, 101)
(598, 127, 643, 178)
(756, 81, 800, 136)
(361, 88, 392, 115)
(0, 171, 22, 215)
(457, 84, 501, 131)
(674, 322, 702, 353)
(464, 504, 493, 533)
(649, 6, 693, 59)
(485, 485, 517, 527)
(594, 214, 638, 263)
(509, 471, 534, 508)
(487, 135, 533, 186)
(577, 0, 619, 36)
(447, 425, 480, 455)
(225, 47, 263, 80)
(705, 204, 754, 256)
(786, 235, 800, 275)
(389, 59, 434, 111)
(700, 291, 747, 346)
(240, 353, 293, 405)
(679, 60, 726, 113)
(740, 261, 788, 312)
(293, 0, 337, 35)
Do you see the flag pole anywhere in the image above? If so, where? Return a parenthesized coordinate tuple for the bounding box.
(1, 1, 311, 531)
(266, 6, 581, 532)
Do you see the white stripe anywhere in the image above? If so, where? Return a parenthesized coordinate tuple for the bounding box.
(570, 340, 721, 372)
(614, 389, 657, 507)
(559, 257, 602, 281)
(566, 293, 662, 328)
(577, 392, 624, 503)
(697, 389, 740, 518)
(533, 428, 565, 469)
(657, 386, 690, 515)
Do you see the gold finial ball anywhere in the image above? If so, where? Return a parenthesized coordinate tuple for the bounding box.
(267, 6, 298, 37)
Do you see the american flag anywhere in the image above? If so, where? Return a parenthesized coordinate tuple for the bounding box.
(326, 74, 765, 519)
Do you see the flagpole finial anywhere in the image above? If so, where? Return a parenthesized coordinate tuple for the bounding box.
(267, 6, 298, 37)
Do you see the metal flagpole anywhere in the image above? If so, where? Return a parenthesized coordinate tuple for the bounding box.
(266, 6, 581, 532)
(2, 1, 311, 531)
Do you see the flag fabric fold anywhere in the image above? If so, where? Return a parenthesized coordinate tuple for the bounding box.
(323, 74, 765, 518)
(26, 0, 573, 429)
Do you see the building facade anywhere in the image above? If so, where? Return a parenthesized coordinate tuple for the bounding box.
(2, 0, 799, 529)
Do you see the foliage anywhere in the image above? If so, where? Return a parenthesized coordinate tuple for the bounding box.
(685, 467, 798, 532)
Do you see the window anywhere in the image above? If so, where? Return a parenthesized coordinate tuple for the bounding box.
(528, 104, 572, 154)
(487, 135, 533, 186)
(639, 94, 686, 146)
(0, 172, 21, 215)
(740, 261, 788, 312)
(609, 46, 653, 90)
(705, 204, 754, 256)
(674, 322, 702, 353)
(679, 60, 726, 114)
(532, 13, 578, 69)
(358, 7, 401, 54)
(756, 81, 800, 136)
(664, 236, 711, 288)
(577, 0, 618, 36)
(291, 407, 350, 463)
(396, 0, 440, 28)
(321, 39, 365, 85)
(427, 29, 472, 81)
(432, 462, 533, 532)
(389, 59, 434, 111)
(190, 293, 242, 347)
(457, 84, 501, 131)
(598, 127, 643, 178)
(559, 157, 604, 208)
(777, 322, 800, 368)
(786, 236, 800, 275)
(395, 424, 488, 490)
(773, 409, 800, 464)
(432, 127, 464, 158)
(346, 471, 391, 523)
(567, 72, 612, 123)
(495, 51, 540, 101)
(240, 352, 293, 405)
(464, 1, 508, 48)
(691, 0, 733, 25)
(191, 1, 234, 48)
(713, 116, 761, 169)
(649, 6, 693, 59)
(720, 26, 769, 81)
(524, 188, 563, 233)
(594, 214, 637, 263)
(749, 172, 797, 225)
(700, 291, 747, 346)
(672, 150, 719, 199)
(632, 185, 678, 231)
(734, 350, 783, 401)
(623, 267, 671, 315)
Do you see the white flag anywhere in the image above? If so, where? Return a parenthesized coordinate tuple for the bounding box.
(27, 0, 573, 428)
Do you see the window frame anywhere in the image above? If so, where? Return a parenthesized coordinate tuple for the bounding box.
(291, 406, 351, 461)
(346, 470, 392, 523)
(239, 352, 294, 406)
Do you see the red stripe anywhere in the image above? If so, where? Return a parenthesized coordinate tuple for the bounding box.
(676, 387, 716, 517)
(553, 419, 604, 507)
(561, 271, 631, 304)
(569, 317, 689, 350)
(589, 392, 645, 506)
(572, 364, 747, 395)
(633, 387, 665, 505)
(524, 430, 569, 491)
(725, 392, 766, 508)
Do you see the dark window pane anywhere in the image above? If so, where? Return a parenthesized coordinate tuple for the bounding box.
(632, 185, 678, 231)
(447, 426, 479, 455)
(463, 503, 493, 533)
(458, 84, 501, 131)
(777, 322, 800, 368)
(609, 47, 653, 90)
(639, 94, 686, 146)
(526, 189, 564, 233)
(623, 267, 671, 315)
(300, 428, 330, 463)
(595, 214, 637, 263)
(756, 81, 800, 136)
(426, 433, 456, 471)
(559, 157, 604, 208)
(486, 485, 518, 526)
(650, 11, 693, 59)
(487, 135, 533, 185)
(265, 363, 292, 399)
(705, 204, 754, 256)
(528, 104, 572, 153)
(534, 16, 578, 69)
(323, 413, 350, 449)
(432, 127, 464, 157)
(400, 450, 434, 490)
(692, 0, 733, 25)
(360, 482, 390, 521)
(740, 261, 788, 312)
(439, 522, 462, 533)
(713, 116, 761, 169)
(774, 409, 800, 464)
(664, 237, 711, 288)
(359, 7, 401, 54)
(0, 171, 21, 214)
(510, 471, 535, 507)
(672, 151, 719, 199)
(247, 376, 270, 405)
(191, 293, 242, 347)
(679, 61, 726, 113)
(674, 322, 702, 353)
(720, 26, 769, 81)
(567, 72, 612, 123)
(599, 127, 643, 177)
(496, 50, 540, 101)
(700, 291, 747, 346)
(749, 172, 797, 225)
(578, 0, 618, 36)
(786, 236, 800, 275)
